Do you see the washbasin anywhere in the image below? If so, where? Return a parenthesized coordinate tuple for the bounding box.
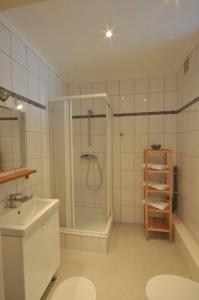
(0, 196, 59, 237)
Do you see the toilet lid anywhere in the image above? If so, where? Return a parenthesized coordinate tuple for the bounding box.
(146, 275, 199, 300)
(50, 277, 96, 300)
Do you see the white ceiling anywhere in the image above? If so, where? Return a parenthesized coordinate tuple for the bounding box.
(2, 0, 199, 82)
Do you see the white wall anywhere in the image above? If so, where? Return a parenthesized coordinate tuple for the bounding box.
(0, 18, 66, 206)
(0, 18, 66, 296)
(68, 74, 177, 224)
(177, 42, 199, 245)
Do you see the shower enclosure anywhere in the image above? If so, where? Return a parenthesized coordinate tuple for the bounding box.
(49, 93, 113, 252)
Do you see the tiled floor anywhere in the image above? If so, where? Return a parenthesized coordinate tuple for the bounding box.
(42, 223, 189, 300)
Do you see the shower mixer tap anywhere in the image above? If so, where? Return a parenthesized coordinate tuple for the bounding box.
(88, 110, 93, 146)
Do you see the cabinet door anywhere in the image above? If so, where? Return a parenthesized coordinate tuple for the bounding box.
(0, 236, 5, 300)
(23, 210, 60, 300)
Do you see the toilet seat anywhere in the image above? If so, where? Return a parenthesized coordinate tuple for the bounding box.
(146, 274, 199, 300)
(50, 277, 96, 300)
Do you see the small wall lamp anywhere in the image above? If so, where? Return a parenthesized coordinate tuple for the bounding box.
(0, 87, 10, 102)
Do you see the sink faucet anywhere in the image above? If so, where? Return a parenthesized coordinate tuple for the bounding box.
(8, 193, 29, 208)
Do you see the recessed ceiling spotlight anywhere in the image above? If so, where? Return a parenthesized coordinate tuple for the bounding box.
(106, 29, 113, 39)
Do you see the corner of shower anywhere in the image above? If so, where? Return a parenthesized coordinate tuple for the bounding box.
(49, 93, 113, 253)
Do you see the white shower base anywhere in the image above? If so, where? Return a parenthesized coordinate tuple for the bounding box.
(60, 207, 113, 254)
(75, 207, 108, 232)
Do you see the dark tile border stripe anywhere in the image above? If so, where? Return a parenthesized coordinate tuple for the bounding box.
(2, 86, 198, 116)
(73, 110, 176, 119)
(176, 96, 199, 113)
(73, 114, 106, 119)
(0, 117, 18, 121)
(0, 87, 46, 110)
(114, 110, 176, 117)
(72, 95, 199, 119)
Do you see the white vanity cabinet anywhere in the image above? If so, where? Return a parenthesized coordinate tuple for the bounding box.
(1, 201, 60, 300)
(0, 235, 5, 300)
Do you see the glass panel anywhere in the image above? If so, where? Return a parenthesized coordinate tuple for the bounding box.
(72, 97, 108, 231)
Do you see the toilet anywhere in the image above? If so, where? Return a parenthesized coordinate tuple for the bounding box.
(146, 274, 199, 300)
(50, 277, 96, 300)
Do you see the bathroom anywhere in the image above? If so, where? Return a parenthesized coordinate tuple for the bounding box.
(0, 0, 199, 299)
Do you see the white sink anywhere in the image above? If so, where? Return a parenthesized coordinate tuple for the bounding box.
(0, 197, 59, 237)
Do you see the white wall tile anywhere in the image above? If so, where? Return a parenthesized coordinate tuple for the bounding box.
(27, 49, 39, 76)
(165, 91, 177, 111)
(107, 80, 119, 96)
(164, 115, 176, 133)
(120, 78, 134, 95)
(30, 158, 43, 185)
(11, 34, 26, 66)
(80, 82, 92, 94)
(120, 95, 134, 113)
(135, 207, 144, 224)
(134, 94, 148, 112)
(68, 83, 80, 95)
(0, 23, 10, 55)
(121, 135, 134, 153)
(134, 116, 148, 134)
(120, 116, 134, 134)
(149, 116, 164, 133)
(165, 74, 178, 91)
(28, 72, 40, 102)
(0, 51, 11, 90)
(110, 95, 120, 113)
(29, 105, 41, 132)
(121, 153, 134, 170)
(149, 76, 164, 92)
(121, 189, 134, 205)
(92, 81, 106, 93)
(121, 206, 134, 223)
(48, 68, 57, 89)
(134, 135, 148, 152)
(39, 60, 48, 83)
(12, 61, 27, 97)
(40, 81, 48, 105)
(29, 133, 42, 159)
(149, 92, 164, 112)
(135, 77, 148, 94)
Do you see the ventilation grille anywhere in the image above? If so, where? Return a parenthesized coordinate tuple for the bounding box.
(184, 57, 190, 74)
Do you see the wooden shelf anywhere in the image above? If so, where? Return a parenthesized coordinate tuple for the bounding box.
(144, 168, 170, 174)
(147, 217, 170, 232)
(0, 169, 36, 184)
(145, 148, 172, 153)
(147, 206, 170, 214)
(144, 148, 173, 241)
(146, 187, 171, 194)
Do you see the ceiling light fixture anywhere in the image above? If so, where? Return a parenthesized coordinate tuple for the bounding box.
(16, 103, 23, 110)
(106, 29, 113, 39)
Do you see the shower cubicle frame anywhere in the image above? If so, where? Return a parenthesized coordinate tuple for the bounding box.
(50, 93, 112, 231)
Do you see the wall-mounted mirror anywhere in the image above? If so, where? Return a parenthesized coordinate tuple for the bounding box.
(0, 106, 26, 173)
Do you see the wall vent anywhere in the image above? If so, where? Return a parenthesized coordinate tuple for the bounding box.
(184, 57, 190, 74)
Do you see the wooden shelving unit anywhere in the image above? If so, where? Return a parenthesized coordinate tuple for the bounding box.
(144, 149, 173, 241)
(0, 169, 36, 184)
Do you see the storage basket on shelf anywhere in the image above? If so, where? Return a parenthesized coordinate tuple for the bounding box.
(143, 149, 173, 241)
